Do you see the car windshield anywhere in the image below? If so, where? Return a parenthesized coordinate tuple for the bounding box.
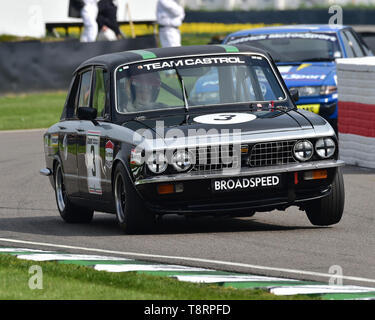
(226, 32, 342, 63)
(115, 54, 286, 113)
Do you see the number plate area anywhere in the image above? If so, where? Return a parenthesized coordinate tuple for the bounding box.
(297, 104, 320, 114)
(211, 175, 282, 193)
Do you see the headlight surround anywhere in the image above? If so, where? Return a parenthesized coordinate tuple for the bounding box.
(320, 85, 337, 95)
(291, 86, 320, 97)
(171, 150, 194, 172)
(293, 140, 314, 161)
(130, 147, 143, 166)
(290, 86, 337, 97)
(146, 151, 168, 174)
(315, 138, 336, 159)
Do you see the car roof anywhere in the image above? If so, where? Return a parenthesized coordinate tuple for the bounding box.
(228, 24, 349, 38)
(74, 44, 269, 73)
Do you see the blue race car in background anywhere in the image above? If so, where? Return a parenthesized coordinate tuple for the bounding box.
(222, 25, 373, 133)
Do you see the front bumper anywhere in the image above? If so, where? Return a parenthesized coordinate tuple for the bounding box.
(135, 159, 344, 214)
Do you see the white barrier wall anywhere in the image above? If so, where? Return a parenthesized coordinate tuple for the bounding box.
(336, 57, 375, 169)
(0, 0, 157, 38)
(0, 1, 46, 38)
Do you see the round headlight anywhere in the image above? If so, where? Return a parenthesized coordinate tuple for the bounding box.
(293, 140, 313, 161)
(171, 150, 194, 172)
(315, 138, 336, 158)
(146, 152, 167, 174)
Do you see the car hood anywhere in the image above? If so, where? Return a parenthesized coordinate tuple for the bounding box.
(277, 62, 336, 87)
(123, 108, 326, 149)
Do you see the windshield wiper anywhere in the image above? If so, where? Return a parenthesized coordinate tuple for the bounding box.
(174, 66, 189, 112)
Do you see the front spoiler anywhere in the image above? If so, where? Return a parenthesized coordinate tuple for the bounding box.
(135, 159, 345, 186)
(146, 187, 332, 214)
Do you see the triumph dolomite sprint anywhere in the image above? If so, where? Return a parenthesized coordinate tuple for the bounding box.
(40, 44, 345, 234)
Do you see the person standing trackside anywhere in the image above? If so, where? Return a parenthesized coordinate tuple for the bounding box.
(80, 0, 99, 42)
(156, 0, 185, 47)
(97, 0, 122, 41)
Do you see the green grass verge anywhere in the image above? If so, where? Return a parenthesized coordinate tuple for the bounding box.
(0, 255, 316, 300)
(0, 91, 66, 130)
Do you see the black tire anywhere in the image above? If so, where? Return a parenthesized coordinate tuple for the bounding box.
(54, 161, 94, 223)
(305, 167, 345, 226)
(113, 163, 155, 234)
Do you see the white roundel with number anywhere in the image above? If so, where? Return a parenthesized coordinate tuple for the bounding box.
(193, 113, 257, 125)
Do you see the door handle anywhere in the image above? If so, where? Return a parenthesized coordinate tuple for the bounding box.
(76, 128, 85, 132)
(58, 126, 67, 130)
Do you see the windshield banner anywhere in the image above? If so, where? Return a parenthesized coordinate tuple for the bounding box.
(139, 56, 247, 71)
(228, 33, 337, 45)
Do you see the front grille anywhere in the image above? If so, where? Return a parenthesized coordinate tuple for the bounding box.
(192, 144, 241, 173)
(248, 140, 297, 167)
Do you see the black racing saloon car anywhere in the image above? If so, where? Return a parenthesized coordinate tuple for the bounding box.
(41, 44, 345, 233)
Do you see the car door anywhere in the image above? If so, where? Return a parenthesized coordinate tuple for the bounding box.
(76, 66, 112, 201)
(58, 75, 80, 197)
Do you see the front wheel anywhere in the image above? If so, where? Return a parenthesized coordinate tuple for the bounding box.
(113, 163, 154, 234)
(54, 161, 94, 223)
(305, 167, 345, 226)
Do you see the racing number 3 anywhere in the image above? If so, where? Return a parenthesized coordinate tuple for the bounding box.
(86, 131, 102, 195)
(90, 145, 96, 177)
(214, 114, 237, 121)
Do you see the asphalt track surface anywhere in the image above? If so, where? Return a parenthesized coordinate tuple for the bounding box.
(0, 129, 374, 287)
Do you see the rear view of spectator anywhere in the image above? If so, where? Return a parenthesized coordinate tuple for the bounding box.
(157, 0, 185, 47)
(97, 0, 122, 41)
(80, 0, 99, 42)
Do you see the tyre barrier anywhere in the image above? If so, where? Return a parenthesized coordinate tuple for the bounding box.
(336, 57, 375, 169)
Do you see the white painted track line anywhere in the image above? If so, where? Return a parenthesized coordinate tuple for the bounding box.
(16, 253, 132, 262)
(173, 275, 298, 283)
(94, 264, 209, 272)
(270, 285, 375, 296)
(1, 237, 375, 285)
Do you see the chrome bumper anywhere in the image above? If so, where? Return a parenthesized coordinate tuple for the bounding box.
(135, 159, 344, 186)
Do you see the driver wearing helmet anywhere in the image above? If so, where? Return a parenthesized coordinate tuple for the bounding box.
(127, 72, 162, 112)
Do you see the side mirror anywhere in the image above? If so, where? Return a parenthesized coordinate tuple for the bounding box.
(77, 107, 97, 121)
(289, 88, 299, 103)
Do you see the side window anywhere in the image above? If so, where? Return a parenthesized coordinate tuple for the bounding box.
(78, 70, 93, 108)
(342, 30, 365, 57)
(346, 31, 365, 57)
(61, 75, 80, 120)
(341, 31, 355, 57)
(92, 68, 107, 118)
(352, 32, 372, 56)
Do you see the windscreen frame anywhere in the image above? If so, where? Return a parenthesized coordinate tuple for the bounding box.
(113, 52, 289, 115)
